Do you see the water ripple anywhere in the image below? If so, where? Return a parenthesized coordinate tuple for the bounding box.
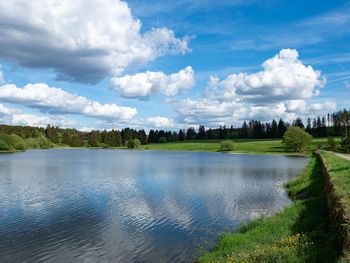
(0, 149, 308, 262)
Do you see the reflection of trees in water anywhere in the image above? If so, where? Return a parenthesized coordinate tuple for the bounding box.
(0, 150, 308, 262)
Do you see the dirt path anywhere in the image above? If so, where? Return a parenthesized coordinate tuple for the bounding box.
(333, 152, 350, 161)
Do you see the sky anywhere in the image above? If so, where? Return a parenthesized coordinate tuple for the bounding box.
(0, 0, 349, 131)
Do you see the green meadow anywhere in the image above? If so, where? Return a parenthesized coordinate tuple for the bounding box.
(140, 137, 340, 155)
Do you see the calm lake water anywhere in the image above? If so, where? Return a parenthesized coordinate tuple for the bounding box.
(0, 149, 308, 262)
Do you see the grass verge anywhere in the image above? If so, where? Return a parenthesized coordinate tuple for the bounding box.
(0, 149, 20, 153)
(198, 154, 341, 262)
(318, 151, 350, 262)
(319, 151, 350, 218)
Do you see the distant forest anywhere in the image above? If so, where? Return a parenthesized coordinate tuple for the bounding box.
(0, 109, 349, 150)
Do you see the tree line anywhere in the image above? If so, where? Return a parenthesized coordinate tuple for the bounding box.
(150, 109, 349, 142)
(0, 125, 147, 150)
(0, 109, 349, 151)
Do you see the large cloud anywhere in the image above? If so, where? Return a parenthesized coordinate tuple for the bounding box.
(0, 0, 190, 83)
(146, 116, 175, 128)
(284, 99, 336, 113)
(0, 104, 74, 127)
(175, 99, 288, 126)
(207, 49, 325, 103)
(174, 49, 335, 126)
(111, 66, 194, 99)
(0, 83, 137, 120)
(175, 98, 336, 127)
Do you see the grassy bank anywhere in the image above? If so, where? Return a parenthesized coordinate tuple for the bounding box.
(0, 149, 18, 153)
(140, 138, 339, 155)
(318, 151, 350, 261)
(199, 154, 340, 262)
(319, 151, 350, 216)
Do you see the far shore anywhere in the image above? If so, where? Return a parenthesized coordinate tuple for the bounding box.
(1, 137, 338, 157)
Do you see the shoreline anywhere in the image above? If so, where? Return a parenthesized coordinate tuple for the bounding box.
(1, 137, 336, 156)
(0, 146, 308, 157)
(199, 153, 341, 262)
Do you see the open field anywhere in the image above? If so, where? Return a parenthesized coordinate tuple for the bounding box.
(140, 138, 341, 155)
(199, 154, 341, 262)
(1, 137, 341, 155)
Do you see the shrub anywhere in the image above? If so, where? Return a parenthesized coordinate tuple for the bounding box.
(0, 139, 10, 150)
(0, 133, 13, 146)
(327, 137, 336, 151)
(341, 137, 350, 153)
(158, 137, 167, 143)
(283, 127, 312, 153)
(25, 138, 41, 149)
(9, 134, 27, 150)
(37, 136, 52, 149)
(125, 140, 133, 149)
(14, 141, 27, 150)
(133, 139, 141, 148)
(220, 140, 235, 151)
(126, 139, 141, 149)
(0, 133, 29, 150)
(99, 143, 109, 148)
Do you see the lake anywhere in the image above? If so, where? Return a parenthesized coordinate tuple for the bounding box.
(0, 149, 308, 262)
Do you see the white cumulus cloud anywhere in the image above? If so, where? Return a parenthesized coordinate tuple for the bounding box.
(111, 66, 195, 99)
(0, 0, 190, 83)
(0, 103, 74, 127)
(175, 98, 290, 126)
(285, 99, 336, 113)
(173, 49, 335, 127)
(207, 49, 325, 103)
(146, 116, 175, 128)
(0, 83, 137, 120)
(175, 98, 336, 127)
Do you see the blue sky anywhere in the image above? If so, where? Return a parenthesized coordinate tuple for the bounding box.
(0, 0, 349, 131)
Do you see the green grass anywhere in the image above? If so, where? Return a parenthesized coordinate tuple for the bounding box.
(319, 151, 350, 223)
(2, 137, 340, 155)
(318, 151, 350, 262)
(198, 155, 341, 262)
(139, 138, 340, 155)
